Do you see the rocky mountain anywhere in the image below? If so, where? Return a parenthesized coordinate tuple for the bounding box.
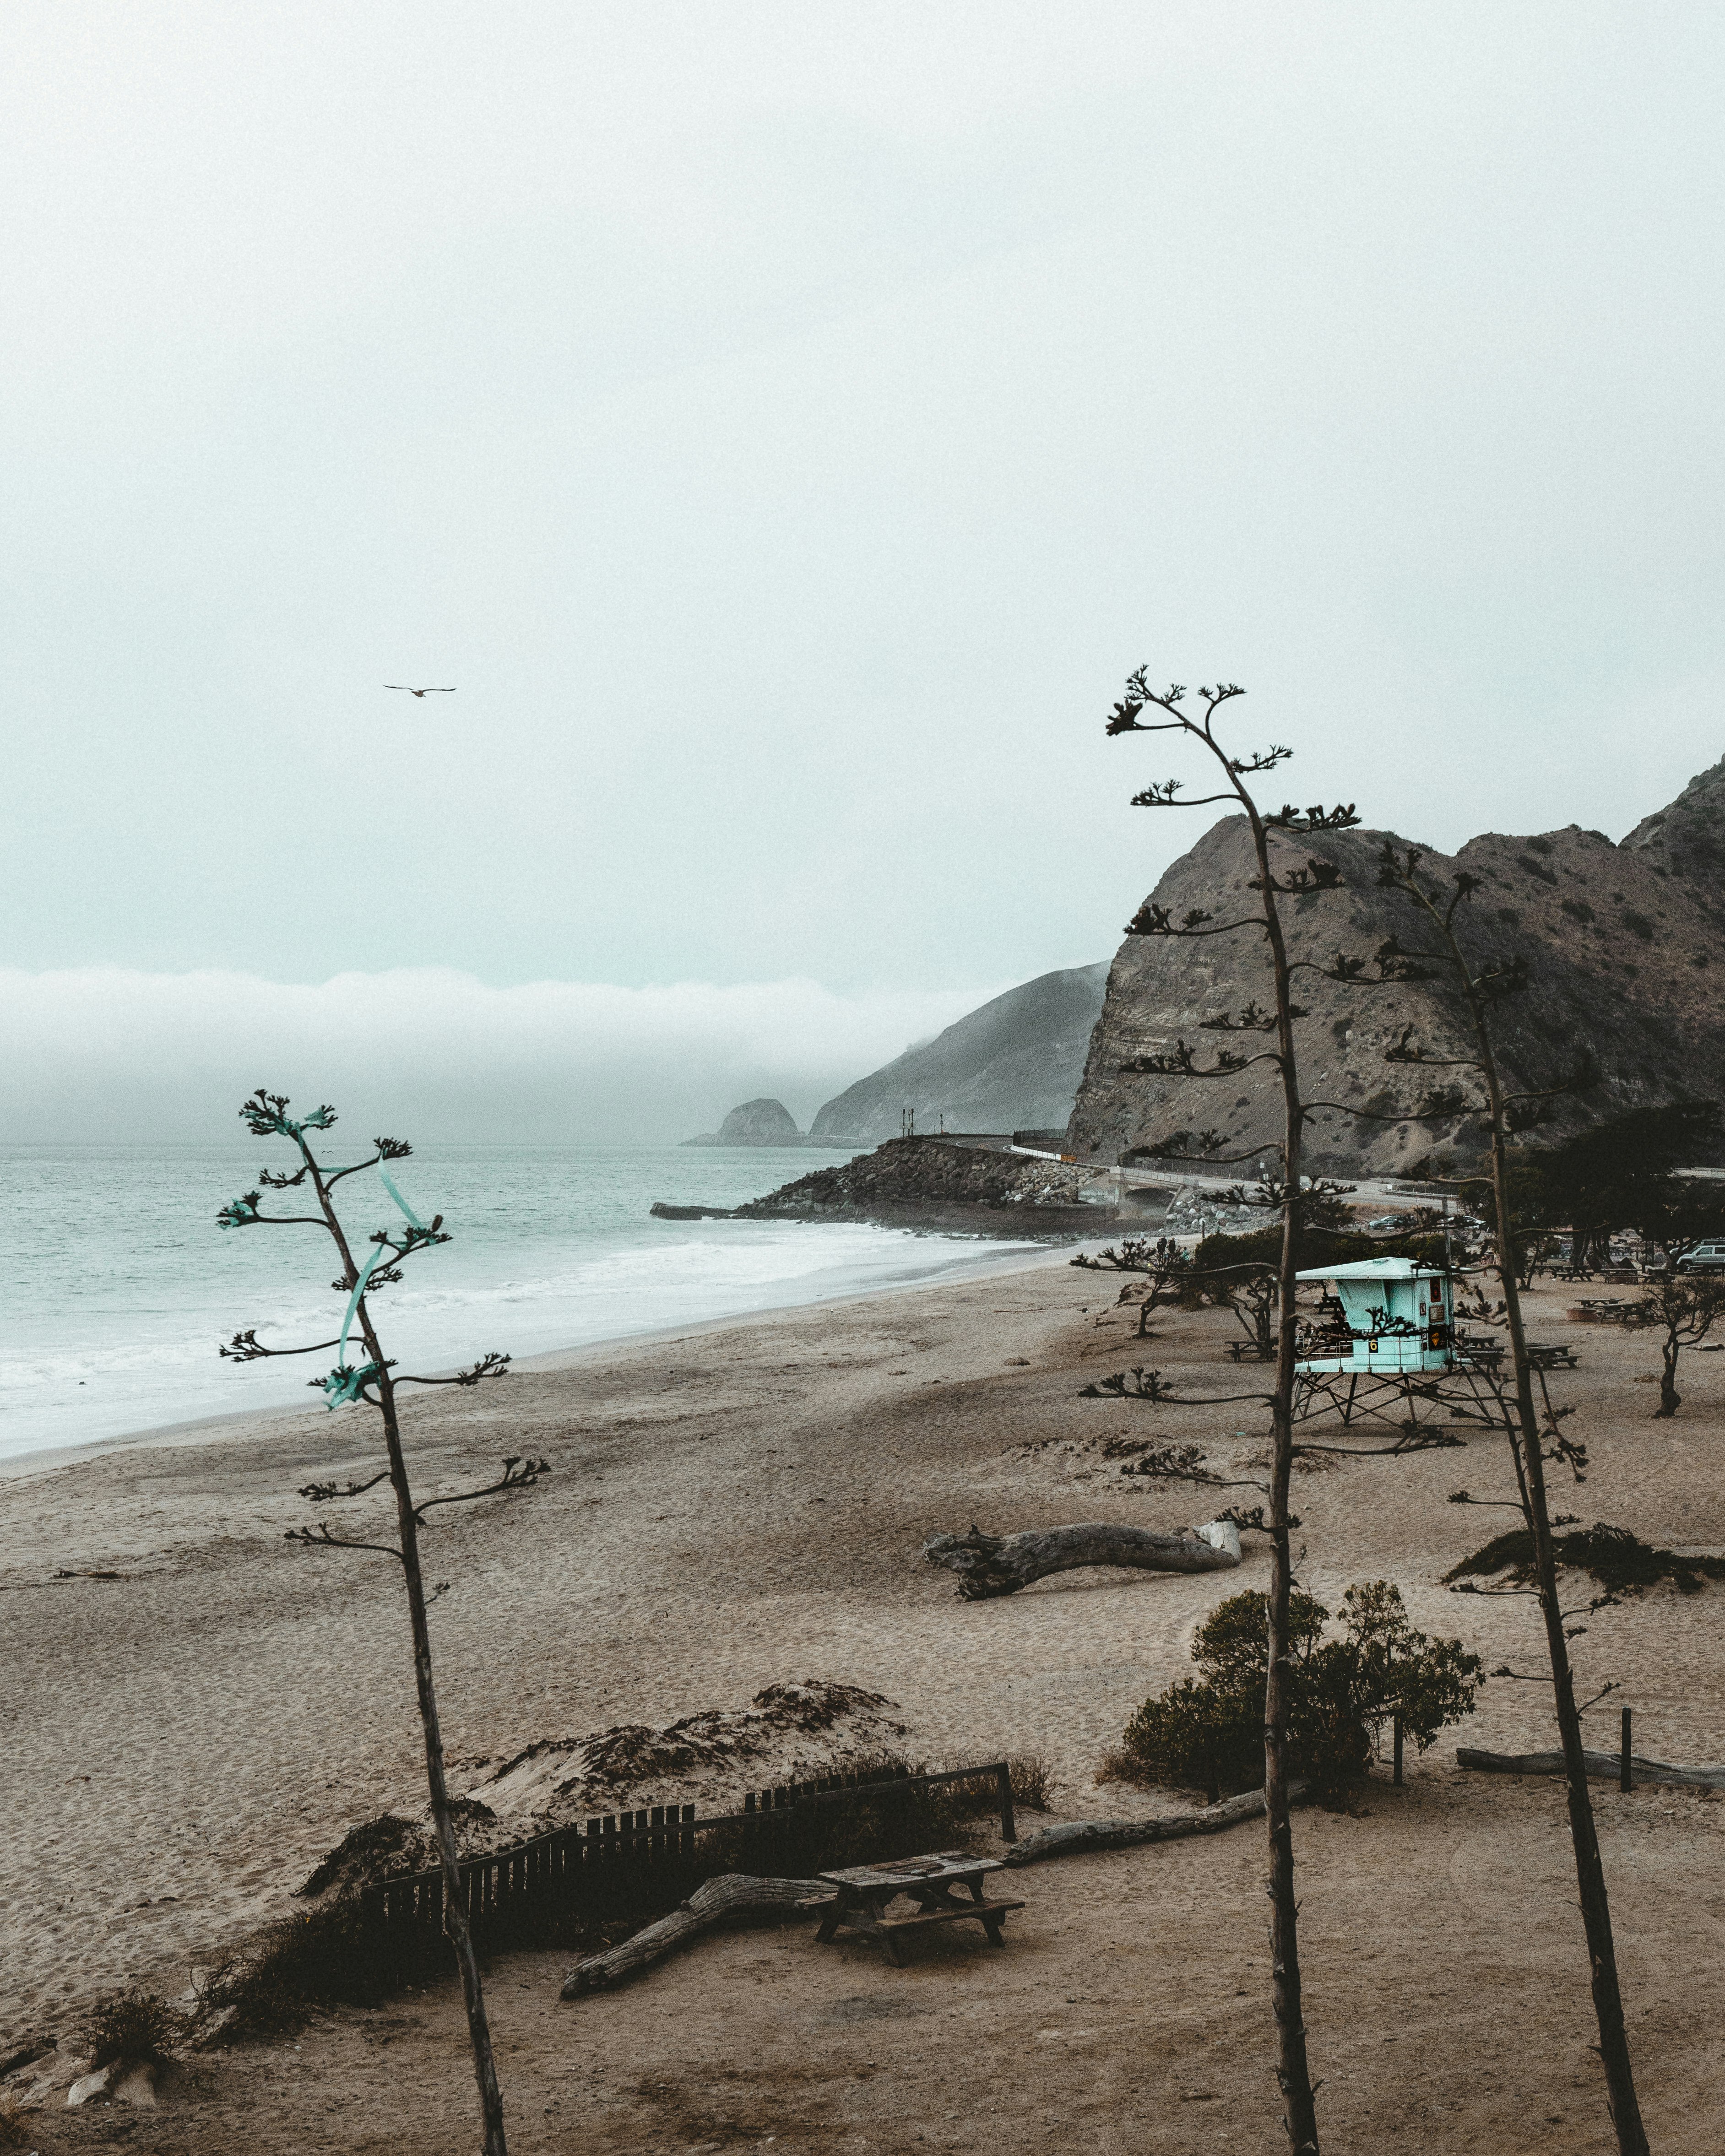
(809, 962, 1109, 1143)
(1068, 766, 1725, 1178)
(1622, 751, 1725, 900)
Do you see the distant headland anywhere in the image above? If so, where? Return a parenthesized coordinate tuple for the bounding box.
(679, 1097, 860, 1148)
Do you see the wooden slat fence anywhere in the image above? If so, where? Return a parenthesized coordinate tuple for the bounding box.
(369, 1760, 1015, 1966)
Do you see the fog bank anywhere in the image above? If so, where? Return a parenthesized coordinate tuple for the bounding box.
(0, 968, 1002, 1146)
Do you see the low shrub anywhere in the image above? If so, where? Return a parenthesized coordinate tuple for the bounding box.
(81, 1987, 183, 2070)
(192, 1898, 413, 2040)
(1446, 1523, 1725, 1598)
(1104, 1583, 1482, 1806)
(1004, 1755, 1052, 1813)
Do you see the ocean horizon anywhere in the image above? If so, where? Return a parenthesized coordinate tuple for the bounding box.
(0, 1140, 1053, 1463)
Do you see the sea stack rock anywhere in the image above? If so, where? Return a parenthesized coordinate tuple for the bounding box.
(681, 1098, 804, 1147)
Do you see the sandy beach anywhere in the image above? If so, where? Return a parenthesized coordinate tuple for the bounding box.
(5, 1260, 1725, 2152)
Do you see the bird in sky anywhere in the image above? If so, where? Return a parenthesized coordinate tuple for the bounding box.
(384, 684, 456, 697)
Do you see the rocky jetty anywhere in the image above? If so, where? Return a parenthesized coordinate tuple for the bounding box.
(731, 1137, 1105, 1235)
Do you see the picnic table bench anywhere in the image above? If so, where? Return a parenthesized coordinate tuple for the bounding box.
(1459, 1336, 1576, 1371)
(1224, 1339, 1276, 1362)
(807, 1852, 1024, 1966)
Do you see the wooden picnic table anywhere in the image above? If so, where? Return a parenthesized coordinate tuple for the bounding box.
(1459, 1336, 1576, 1371)
(809, 1852, 1024, 1966)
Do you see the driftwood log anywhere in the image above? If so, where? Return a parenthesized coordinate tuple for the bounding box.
(560, 1873, 831, 1997)
(923, 1518, 1241, 1600)
(1458, 1746, 1725, 1790)
(1003, 1782, 1302, 1865)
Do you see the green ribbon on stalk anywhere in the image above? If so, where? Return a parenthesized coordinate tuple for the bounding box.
(378, 1162, 427, 1231)
(316, 1162, 437, 1408)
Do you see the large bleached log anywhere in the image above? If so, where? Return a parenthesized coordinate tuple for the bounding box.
(1003, 1783, 1289, 1865)
(923, 1518, 1241, 1600)
(1457, 1746, 1725, 1789)
(560, 1873, 832, 1998)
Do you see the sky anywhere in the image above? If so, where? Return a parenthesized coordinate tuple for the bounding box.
(6, 3, 1725, 1139)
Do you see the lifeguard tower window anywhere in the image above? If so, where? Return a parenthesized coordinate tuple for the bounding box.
(1294, 1257, 1454, 1375)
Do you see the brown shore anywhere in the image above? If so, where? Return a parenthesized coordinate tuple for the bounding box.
(5, 1262, 1725, 2151)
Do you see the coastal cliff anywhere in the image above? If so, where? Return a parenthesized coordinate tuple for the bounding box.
(809, 963, 1107, 1144)
(1069, 756, 1725, 1176)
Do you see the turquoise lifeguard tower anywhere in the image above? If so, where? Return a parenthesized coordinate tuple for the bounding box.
(1294, 1257, 1454, 1376)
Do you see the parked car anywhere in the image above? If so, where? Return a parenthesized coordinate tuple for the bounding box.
(1676, 1241, 1725, 1274)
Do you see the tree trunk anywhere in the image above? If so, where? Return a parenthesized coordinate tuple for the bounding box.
(1381, 868, 1649, 2154)
(1248, 817, 1322, 2156)
(1656, 1341, 1680, 1418)
(1474, 1015, 1649, 2155)
(922, 1519, 1240, 1599)
(311, 1165, 511, 2156)
(561, 1874, 833, 1997)
(370, 1350, 509, 2156)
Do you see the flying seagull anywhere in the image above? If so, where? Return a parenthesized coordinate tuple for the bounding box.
(384, 684, 456, 697)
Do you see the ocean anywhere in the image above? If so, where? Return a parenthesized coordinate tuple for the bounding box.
(0, 1141, 1052, 1463)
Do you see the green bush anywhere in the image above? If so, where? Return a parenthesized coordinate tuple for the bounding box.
(1107, 1583, 1482, 1805)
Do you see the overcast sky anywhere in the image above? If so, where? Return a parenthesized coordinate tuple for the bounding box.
(6, 4, 1725, 1138)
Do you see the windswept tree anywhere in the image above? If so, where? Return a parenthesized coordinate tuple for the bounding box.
(1071, 1236, 1282, 1348)
(1371, 850, 1649, 2156)
(1619, 1275, 1725, 1417)
(218, 1091, 545, 2156)
(1101, 675, 1407, 2156)
(1071, 1237, 1199, 1338)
